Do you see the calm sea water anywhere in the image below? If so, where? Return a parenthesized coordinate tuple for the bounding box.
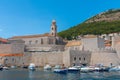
(0, 69, 120, 80)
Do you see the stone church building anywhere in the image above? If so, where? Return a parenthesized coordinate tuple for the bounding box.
(0, 20, 120, 67)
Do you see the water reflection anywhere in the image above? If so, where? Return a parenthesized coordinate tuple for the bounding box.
(29, 71, 35, 80)
(0, 69, 120, 80)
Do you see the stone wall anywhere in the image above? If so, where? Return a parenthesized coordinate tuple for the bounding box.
(30, 52, 63, 67)
(69, 50, 91, 66)
(0, 44, 12, 53)
(90, 51, 120, 66)
(82, 37, 105, 51)
(63, 49, 91, 67)
(25, 45, 65, 52)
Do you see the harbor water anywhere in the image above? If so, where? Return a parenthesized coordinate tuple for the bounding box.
(1, 69, 120, 80)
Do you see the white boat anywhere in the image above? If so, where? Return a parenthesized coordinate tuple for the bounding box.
(11, 66, 16, 69)
(44, 64, 52, 70)
(80, 67, 94, 72)
(53, 68, 67, 73)
(109, 66, 120, 71)
(28, 63, 36, 71)
(54, 65, 61, 69)
(3, 66, 9, 70)
(53, 65, 67, 73)
(68, 66, 81, 71)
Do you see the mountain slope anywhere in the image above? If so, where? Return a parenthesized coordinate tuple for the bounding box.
(58, 9, 120, 40)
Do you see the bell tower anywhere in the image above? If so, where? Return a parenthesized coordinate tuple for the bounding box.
(50, 20, 57, 37)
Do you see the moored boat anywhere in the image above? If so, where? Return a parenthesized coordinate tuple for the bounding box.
(68, 66, 81, 72)
(80, 66, 95, 72)
(44, 64, 52, 70)
(53, 68, 68, 73)
(109, 66, 120, 71)
(28, 63, 36, 71)
(3, 66, 9, 70)
(53, 65, 67, 74)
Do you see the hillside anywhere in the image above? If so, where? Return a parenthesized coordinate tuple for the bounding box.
(58, 9, 120, 40)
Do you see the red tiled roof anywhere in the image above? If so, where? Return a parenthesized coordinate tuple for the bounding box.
(0, 38, 8, 43)
(10, 33, 52, 39)
(0, 53, 23, 57)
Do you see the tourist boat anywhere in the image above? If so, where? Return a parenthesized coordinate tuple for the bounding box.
(44, 64, 52, 70)
(68, 66, 81, 72)
(28, 63, 36, 71)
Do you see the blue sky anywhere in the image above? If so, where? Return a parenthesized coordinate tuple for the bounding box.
(0, 0, 120, 38)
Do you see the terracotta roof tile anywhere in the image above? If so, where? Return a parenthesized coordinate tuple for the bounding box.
(10, 33, 52, 39)
(0, 53, 23, 57)
(0, 38, 8, 43)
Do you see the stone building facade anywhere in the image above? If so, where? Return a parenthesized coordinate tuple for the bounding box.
(0, 39, 25, 66)
(0, 20, 120, 67)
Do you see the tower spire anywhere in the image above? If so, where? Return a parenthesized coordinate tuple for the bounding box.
(50, 20, 57, 37)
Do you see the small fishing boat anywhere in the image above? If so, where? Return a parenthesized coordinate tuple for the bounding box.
(3, 66, 9, 70)
(44, 64, 52, 70)
(53, 65, 67, 73)
(28, 63, 36, 71)
(53, 68, 67, 73)
(11, 65, 16, 69)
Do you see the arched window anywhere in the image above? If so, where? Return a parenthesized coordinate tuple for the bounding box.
(79, 57, 81, 61)
(84, 57, 85, 61)
(52, 27, 53, 30)
(74, 57, 76, 61)
(41, 38, 43, 44)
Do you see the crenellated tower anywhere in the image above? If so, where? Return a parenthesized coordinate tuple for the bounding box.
(50, 20, 57, 37)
